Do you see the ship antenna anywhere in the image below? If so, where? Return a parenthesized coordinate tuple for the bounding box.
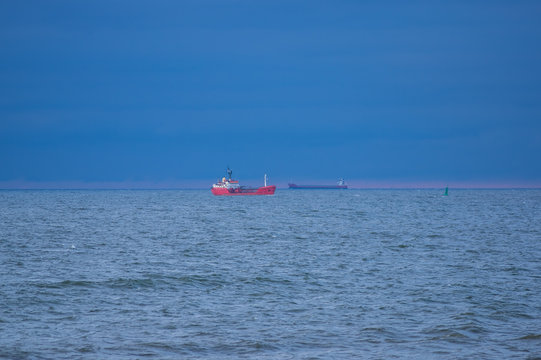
(264, 174, 267, 187)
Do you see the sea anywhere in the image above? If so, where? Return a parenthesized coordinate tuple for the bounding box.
(1, 189, 540, 359)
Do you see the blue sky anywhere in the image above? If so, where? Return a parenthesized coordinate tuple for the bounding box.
(1, 1, 540, 188)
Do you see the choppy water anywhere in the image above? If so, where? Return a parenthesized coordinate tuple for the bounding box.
(1, 189, 540, 359)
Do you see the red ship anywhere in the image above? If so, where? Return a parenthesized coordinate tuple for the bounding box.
(211, 168, 276, 196)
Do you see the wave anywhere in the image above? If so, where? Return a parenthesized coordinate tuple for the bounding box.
(32, 274, 228, 290)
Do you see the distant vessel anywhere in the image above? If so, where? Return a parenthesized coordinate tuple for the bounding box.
(288, 179, 348, 189)
(211, 168, 276, 196)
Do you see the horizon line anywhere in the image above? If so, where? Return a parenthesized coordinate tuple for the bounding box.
(1, 179, 540, 190)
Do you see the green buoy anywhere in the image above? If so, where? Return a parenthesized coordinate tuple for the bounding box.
(444, 186, 448, 196)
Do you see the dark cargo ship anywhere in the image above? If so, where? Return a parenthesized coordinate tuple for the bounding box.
(288, 179, 347, 189)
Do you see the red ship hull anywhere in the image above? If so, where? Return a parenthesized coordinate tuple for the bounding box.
(211, 185, 276, 196)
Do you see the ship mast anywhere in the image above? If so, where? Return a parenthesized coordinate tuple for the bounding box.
(227, 166, 232, 180)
